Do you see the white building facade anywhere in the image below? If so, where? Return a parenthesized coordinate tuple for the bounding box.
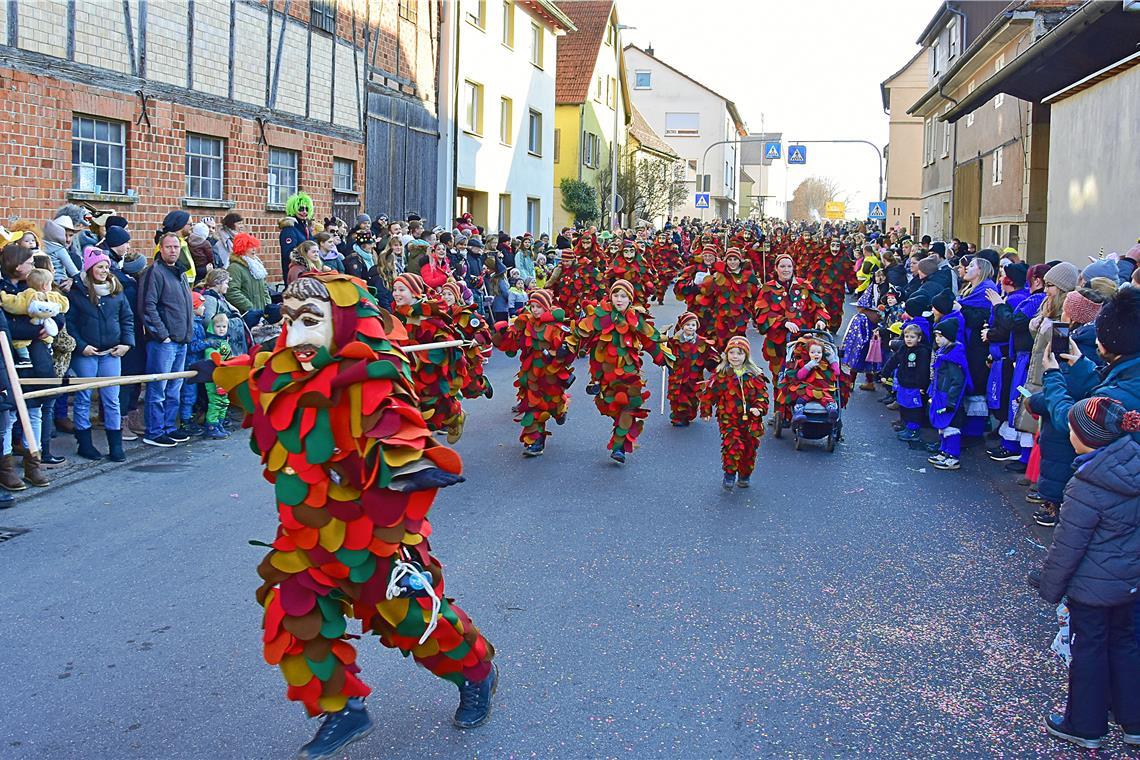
(624, 45, 746, 220)
(450, 0, 574, 235)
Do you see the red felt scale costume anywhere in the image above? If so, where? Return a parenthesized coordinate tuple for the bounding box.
(775, 338, 842, 422)
(699, 336, 770, 479)
(439, 281, 493, 400)
(550, 232, 606, 318)
(490, 289, 575, 449)
(649, 235, 683, 304)
(752, 255, 831, 379)
(673, 247, 720, 330)
(665, 311, 719, 425)
(209, 272, 493, 720)
(697, 250, 760, 352)
(574, 279, 674, 456)
(391, 273, 467, 441)
(605, 243, 658, 310)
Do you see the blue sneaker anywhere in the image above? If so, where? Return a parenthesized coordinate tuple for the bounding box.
(722, 472, 736, 490)
(297, 700, 374, 759)
(453, 663, 498, 729)
(610, 449, 626, 464)
(896, 428, 919, 442)
(203, 423, 228, 440)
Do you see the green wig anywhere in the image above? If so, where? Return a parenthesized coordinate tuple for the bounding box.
(285, 192, 314, 218)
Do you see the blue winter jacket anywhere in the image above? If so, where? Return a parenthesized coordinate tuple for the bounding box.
(66, 277, 135, 352)
(1039, 435, 1140, 606)
(1042, 353, 1140, 445)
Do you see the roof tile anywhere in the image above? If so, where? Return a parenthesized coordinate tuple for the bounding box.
(555, 0, 615, 105)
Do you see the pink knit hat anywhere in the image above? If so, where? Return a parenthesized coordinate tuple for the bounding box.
(1063, 290, 1102, 326)
(82, 245, 111, 273)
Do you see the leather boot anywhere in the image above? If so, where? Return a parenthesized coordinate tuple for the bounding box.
(75, 428, 104, 460)
(0, 455, 27, 491)
(22, 455, 50, 487)
(106, 429, 126, 462)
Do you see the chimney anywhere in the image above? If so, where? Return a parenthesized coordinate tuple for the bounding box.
(646, 42, 654, 56)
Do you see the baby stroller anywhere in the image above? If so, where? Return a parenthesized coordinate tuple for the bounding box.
(772, 330, 843, 452)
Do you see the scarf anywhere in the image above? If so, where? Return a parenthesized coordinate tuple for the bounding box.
(93, 282, 112, 297)
(353, 244, 375, 270)
(245, 255, 269, 281)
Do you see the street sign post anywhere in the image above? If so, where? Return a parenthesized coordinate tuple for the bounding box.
(763, 141, 781, 160)
(824, 201, 846, 220)
(788, 145, 807, 165)
(694, 193, 711, 209)
(867, 201, 887, 220)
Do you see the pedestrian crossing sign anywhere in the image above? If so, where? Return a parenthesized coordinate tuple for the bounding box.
(788, 145, 807, 165)
(764, 141, 781, 160)
(868, 201, 887, 220)
(694, 192, 711, 209)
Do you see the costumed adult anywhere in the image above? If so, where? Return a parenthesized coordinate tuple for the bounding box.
(202, 272, 495, 760)
(278, 192, 314, 277)
(697, 247, 759, 352)
(574, 279, 674, 463)
(752, 253, 830, 381)
(548, 230, 605, 318)
(672, 246, 719, 330)
(605, 241, 657, 309)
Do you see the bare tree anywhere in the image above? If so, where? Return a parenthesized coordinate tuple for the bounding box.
(788, 176, 845, 221)
(598, 154, 687, 227)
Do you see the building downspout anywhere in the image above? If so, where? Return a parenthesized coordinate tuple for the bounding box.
(451, 7, 461, 221)
(944, 4, 966, 239)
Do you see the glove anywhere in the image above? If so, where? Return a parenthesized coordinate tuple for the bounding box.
(186, 359, 216, 384)
(264, 303, 283, 324)
(243, 309, 263, 328)
(392, 467, 466, 492)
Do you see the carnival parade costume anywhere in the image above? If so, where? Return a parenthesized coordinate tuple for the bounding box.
(665, 311, 718, 426)
(699, 336, 770, 481)
(696, 251, 760, 352)
(752, 256, 831, 379)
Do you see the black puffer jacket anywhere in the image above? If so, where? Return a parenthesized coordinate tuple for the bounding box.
(1039, 435, 1140, 606)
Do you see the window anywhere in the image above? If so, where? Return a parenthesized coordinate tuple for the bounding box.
(185, 134, 224, 200)
(399, 0, 418, 23)
(526, 197, 540, 234)
(71, 116, 126, 194)
(686, 159, 697, 179)
(499, 97, 513, 145)
(501, 1, 514, 47)
(530, 22, 543, 67)
(988, 224, 1003, 247)
(333, 158, 355, 192)
(595, 75, 603, 102)
(941, 111, 951, 158)
(605, 23, 614, 47)
(554, 128, 561, 162)
(948, 18, 960, 59)
(465, 0, 485, 28)
(527, 109, 542, 155)
(634, 70, 651, 89)
(498, 194, 511, 230)
(665, 112, 699, 136)
(582, 131, 600, 168)
(965, 80, 976, 127)
(992, 146, 1004, 186)
(994, 54, 1006, 108)
(607, 76, 617, 109)
(311, 0, 336, 34)
(463, 80, 484, 134)
(923, 118, 934, 165)
(931, 40, 941, 78)
(268, 148, 299, 207)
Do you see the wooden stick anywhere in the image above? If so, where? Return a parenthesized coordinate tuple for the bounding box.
(22, 371, 195, 400)
(401, 339, 471, 353)
(0, 333, 41, 458)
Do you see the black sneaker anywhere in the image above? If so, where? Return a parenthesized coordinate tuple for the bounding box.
(722, 472, 736, 490)
(737, 477, 750, 489)
(1004, 460, 1027, 473)
(168, 429, 191, 443)
(41, 454, 67, 466)
(142, 434, 178, 448)
(298, 700, 375, 759)
(1026, 489, 1044, 504)
(987, 446, 1020, 462)
(555, 412, 567, 425)
(1034, 504, 1059, 527)
(1044, 714, 1102, 749)
(453, 663, 498, 729)
(586, 382, 600, 396)
(180, 421, 204, 437)
(483, 384, 494, 399)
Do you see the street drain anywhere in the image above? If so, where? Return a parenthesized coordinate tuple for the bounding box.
(0, 527, 29, 544)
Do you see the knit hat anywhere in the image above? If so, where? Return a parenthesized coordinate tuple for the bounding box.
(1003, 262, 1028, 288)
(905, 294, 931, 318)
(930, 241, 946, 257)
(609, 279, 635, 303)
(1082, 258, 1118, 284)
(192, 292, 204, 309)
(106, 215, 128, 230)
(354, 230, 374, 246)
(724, 247, 743, 261)
(81, 246, 110, 272)
(528, 289, 554, 312)
(104, 225, 131, 249)
(355, 214, 371, 227)
(1044, 261, 1079, 293)
(931, 289, 954, 316)
(440, 281, 463, 304)
(976, 248, 1001, 276)
(934, 317, 959, 343)
(162, 210, 191, 233)
(675, 311, 700, 331)
(917, 255, 941, 277)
(191, 222, 210, 240)
(1094, 286, 1140, 356)
(393, 272, 427, 298)
(1063, 290, 1102, 326)
(232, 233, 260, 256)
(1068, 397, 1140, 449)
(726, 336, 751, 355)
(774, 252, 794, 269)
(467, 236, 484, 249)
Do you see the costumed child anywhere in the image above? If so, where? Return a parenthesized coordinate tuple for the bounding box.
(574, 279, 674, 463)
(202, 312, 233, 440)
(490, 289, 575, 457)
(391, 273, 468, 443)
(665, 311, 718, 427)
(927, 318, 971, 471)
(1, 268, 70, 361)
(698, 247, 760, 352)
(605, 242, 657, 309)
(882, 324, 931, 443)
(439, 280, 493, 401)
(699, 335, 770, 491)
(787, 338, 840, 427)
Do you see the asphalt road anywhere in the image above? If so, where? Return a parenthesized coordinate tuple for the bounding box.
(1, 298, 1133, 759)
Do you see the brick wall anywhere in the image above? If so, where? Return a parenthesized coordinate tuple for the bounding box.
(0, 67, 363, 282)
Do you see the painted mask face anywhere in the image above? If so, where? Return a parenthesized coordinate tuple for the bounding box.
(440, 289, 457, 306)
(392, 282, 415, 306)
(622, 248, 635, 261)
(830, 241, 841, 253)
(727, 347, 746, 367)
(681, 321, 698, 339)
(283, 296, 333, 370)
(611, 289, 631, 311)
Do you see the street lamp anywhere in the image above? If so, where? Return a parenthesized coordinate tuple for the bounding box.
(611, 23, 635, 231)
